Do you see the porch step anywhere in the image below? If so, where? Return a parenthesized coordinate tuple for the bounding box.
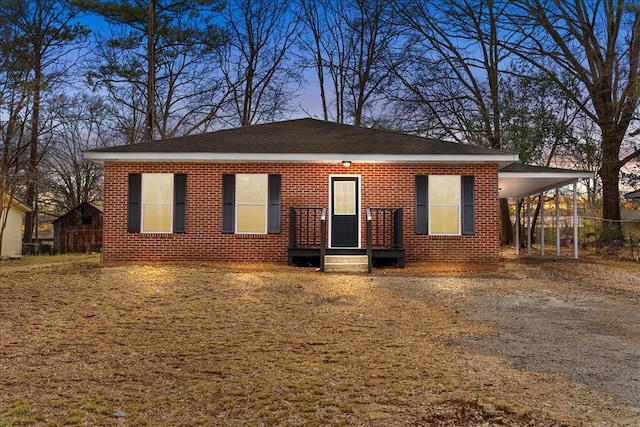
(324, 255, 369, 273)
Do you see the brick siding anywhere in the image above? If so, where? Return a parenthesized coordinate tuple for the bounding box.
(102, 162, 500, 263)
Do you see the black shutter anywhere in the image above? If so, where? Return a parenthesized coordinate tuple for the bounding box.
(222, 174, 235, 233)
(415, 175, 428, 234)
(173, 174, 187, 233)
(268, 174, 281, 233)
(462, 175, 475, 235)
(127, 173, 141, 233)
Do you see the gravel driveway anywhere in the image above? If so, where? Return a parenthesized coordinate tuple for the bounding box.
(455, 258, 640, 408)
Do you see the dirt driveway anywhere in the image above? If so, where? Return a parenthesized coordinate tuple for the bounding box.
(457, 258, 640, 409)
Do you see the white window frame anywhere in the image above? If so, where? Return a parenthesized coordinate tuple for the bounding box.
(428, 175, 461, 236)
(141, 173, 174, 234)
(235, 174, 269, 234)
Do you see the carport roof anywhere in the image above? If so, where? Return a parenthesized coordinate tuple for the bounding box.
(498, 163, 593, 199)
(624, 190, 640, 199)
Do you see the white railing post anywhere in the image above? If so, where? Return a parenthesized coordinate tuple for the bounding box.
(540, 192, 545, 256)
(573, 182, 579, 259)
(556, 188, 561, 256)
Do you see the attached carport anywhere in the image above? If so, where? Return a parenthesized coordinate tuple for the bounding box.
(498, 163, 594, 258)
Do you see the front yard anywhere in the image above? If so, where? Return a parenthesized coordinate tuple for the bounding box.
(1, 255, 639, 426)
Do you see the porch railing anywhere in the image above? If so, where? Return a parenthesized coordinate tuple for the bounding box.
(366, 207, 403, 248)
(289, 207, 326, 248)
(289, 206, 403, 272)
(289, 207, 327, 270)
(366, 207, 404, 273)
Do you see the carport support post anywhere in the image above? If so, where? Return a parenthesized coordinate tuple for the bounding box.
(527, 196, 532, 255)
(556, 188, 560, 256)
(515, 199, 520, 256)
(540, 192, 545, 256)
(573, 182, 579, 259)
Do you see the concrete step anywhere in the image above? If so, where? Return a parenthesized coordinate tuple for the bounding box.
(324, 255, 369, 273)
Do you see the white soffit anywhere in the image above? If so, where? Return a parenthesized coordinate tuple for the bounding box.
(498, 171, 593, 199)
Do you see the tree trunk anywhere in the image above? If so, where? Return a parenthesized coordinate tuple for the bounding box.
(598, 121, 624, 232)
(23, 52, 42, 244)
(499, 198, 513, 245)
(145, 0, 155, 141)
(599, 160, 622, 231)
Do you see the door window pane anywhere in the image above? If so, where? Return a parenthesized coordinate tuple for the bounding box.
(334, 181, 356, 215)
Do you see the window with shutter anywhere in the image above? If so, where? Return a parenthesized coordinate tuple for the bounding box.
(222, 174, 281, 234)
(415, 174, 475, 236)
(127, 173, 187, 233)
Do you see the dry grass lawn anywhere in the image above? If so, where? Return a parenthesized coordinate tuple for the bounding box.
(0, 254, 638, 426)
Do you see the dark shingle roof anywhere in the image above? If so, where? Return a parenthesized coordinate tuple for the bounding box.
(88, 118, 513, 156)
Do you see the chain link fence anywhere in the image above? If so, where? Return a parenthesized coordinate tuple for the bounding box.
(522, 214, 640, 259)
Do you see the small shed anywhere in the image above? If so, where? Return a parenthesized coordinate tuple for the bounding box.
(1, 193, 31, 258)
(53, 202, 103, 254)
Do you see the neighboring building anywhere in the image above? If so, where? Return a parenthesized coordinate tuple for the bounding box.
(622, 191, 640, 236)
(0, 194, 31, 258)
(620, 210, 640, 236)
(53, 202, 103, 254)
(35, 213, 57, 248)
(84, 118, 590, 268)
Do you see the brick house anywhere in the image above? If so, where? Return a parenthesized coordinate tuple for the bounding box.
(84, 119, 589, 269)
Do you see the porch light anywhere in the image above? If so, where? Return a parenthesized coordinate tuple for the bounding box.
(342, 160, 351, 167)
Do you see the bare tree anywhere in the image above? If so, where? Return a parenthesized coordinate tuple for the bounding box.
(500, 66, 589, 239)
(0, 0, 88, 244)
(296, 0, 403, 126)
(396, 0, 520, 243)
(508, 0, 640, 228)
(218, 0, 300, 127)
(500, 65, 581, 166)
(42, 94, 115, 213)
(395, 0, 516, 142)
(0, 31, 30, 254)
(295, 0, 330, 120)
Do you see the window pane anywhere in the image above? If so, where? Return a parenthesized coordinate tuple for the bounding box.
(430, 206, 460, 234)
(334, 181, 355, 215)
(429, 175, 461, 235)
(235, 174, 268, 234)
(429, 176, 460, 205)
(143, 174, 173, 203)
(237, 205, 267, 233)
(142, 174, 173, 233)
(143, 205, 172, 232)
(237, 174, 268, 204)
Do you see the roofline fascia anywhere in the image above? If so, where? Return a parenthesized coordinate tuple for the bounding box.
(499, 171, 594, 180)
(1, 193, 32, 212)
(84, 151, 520, 165)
